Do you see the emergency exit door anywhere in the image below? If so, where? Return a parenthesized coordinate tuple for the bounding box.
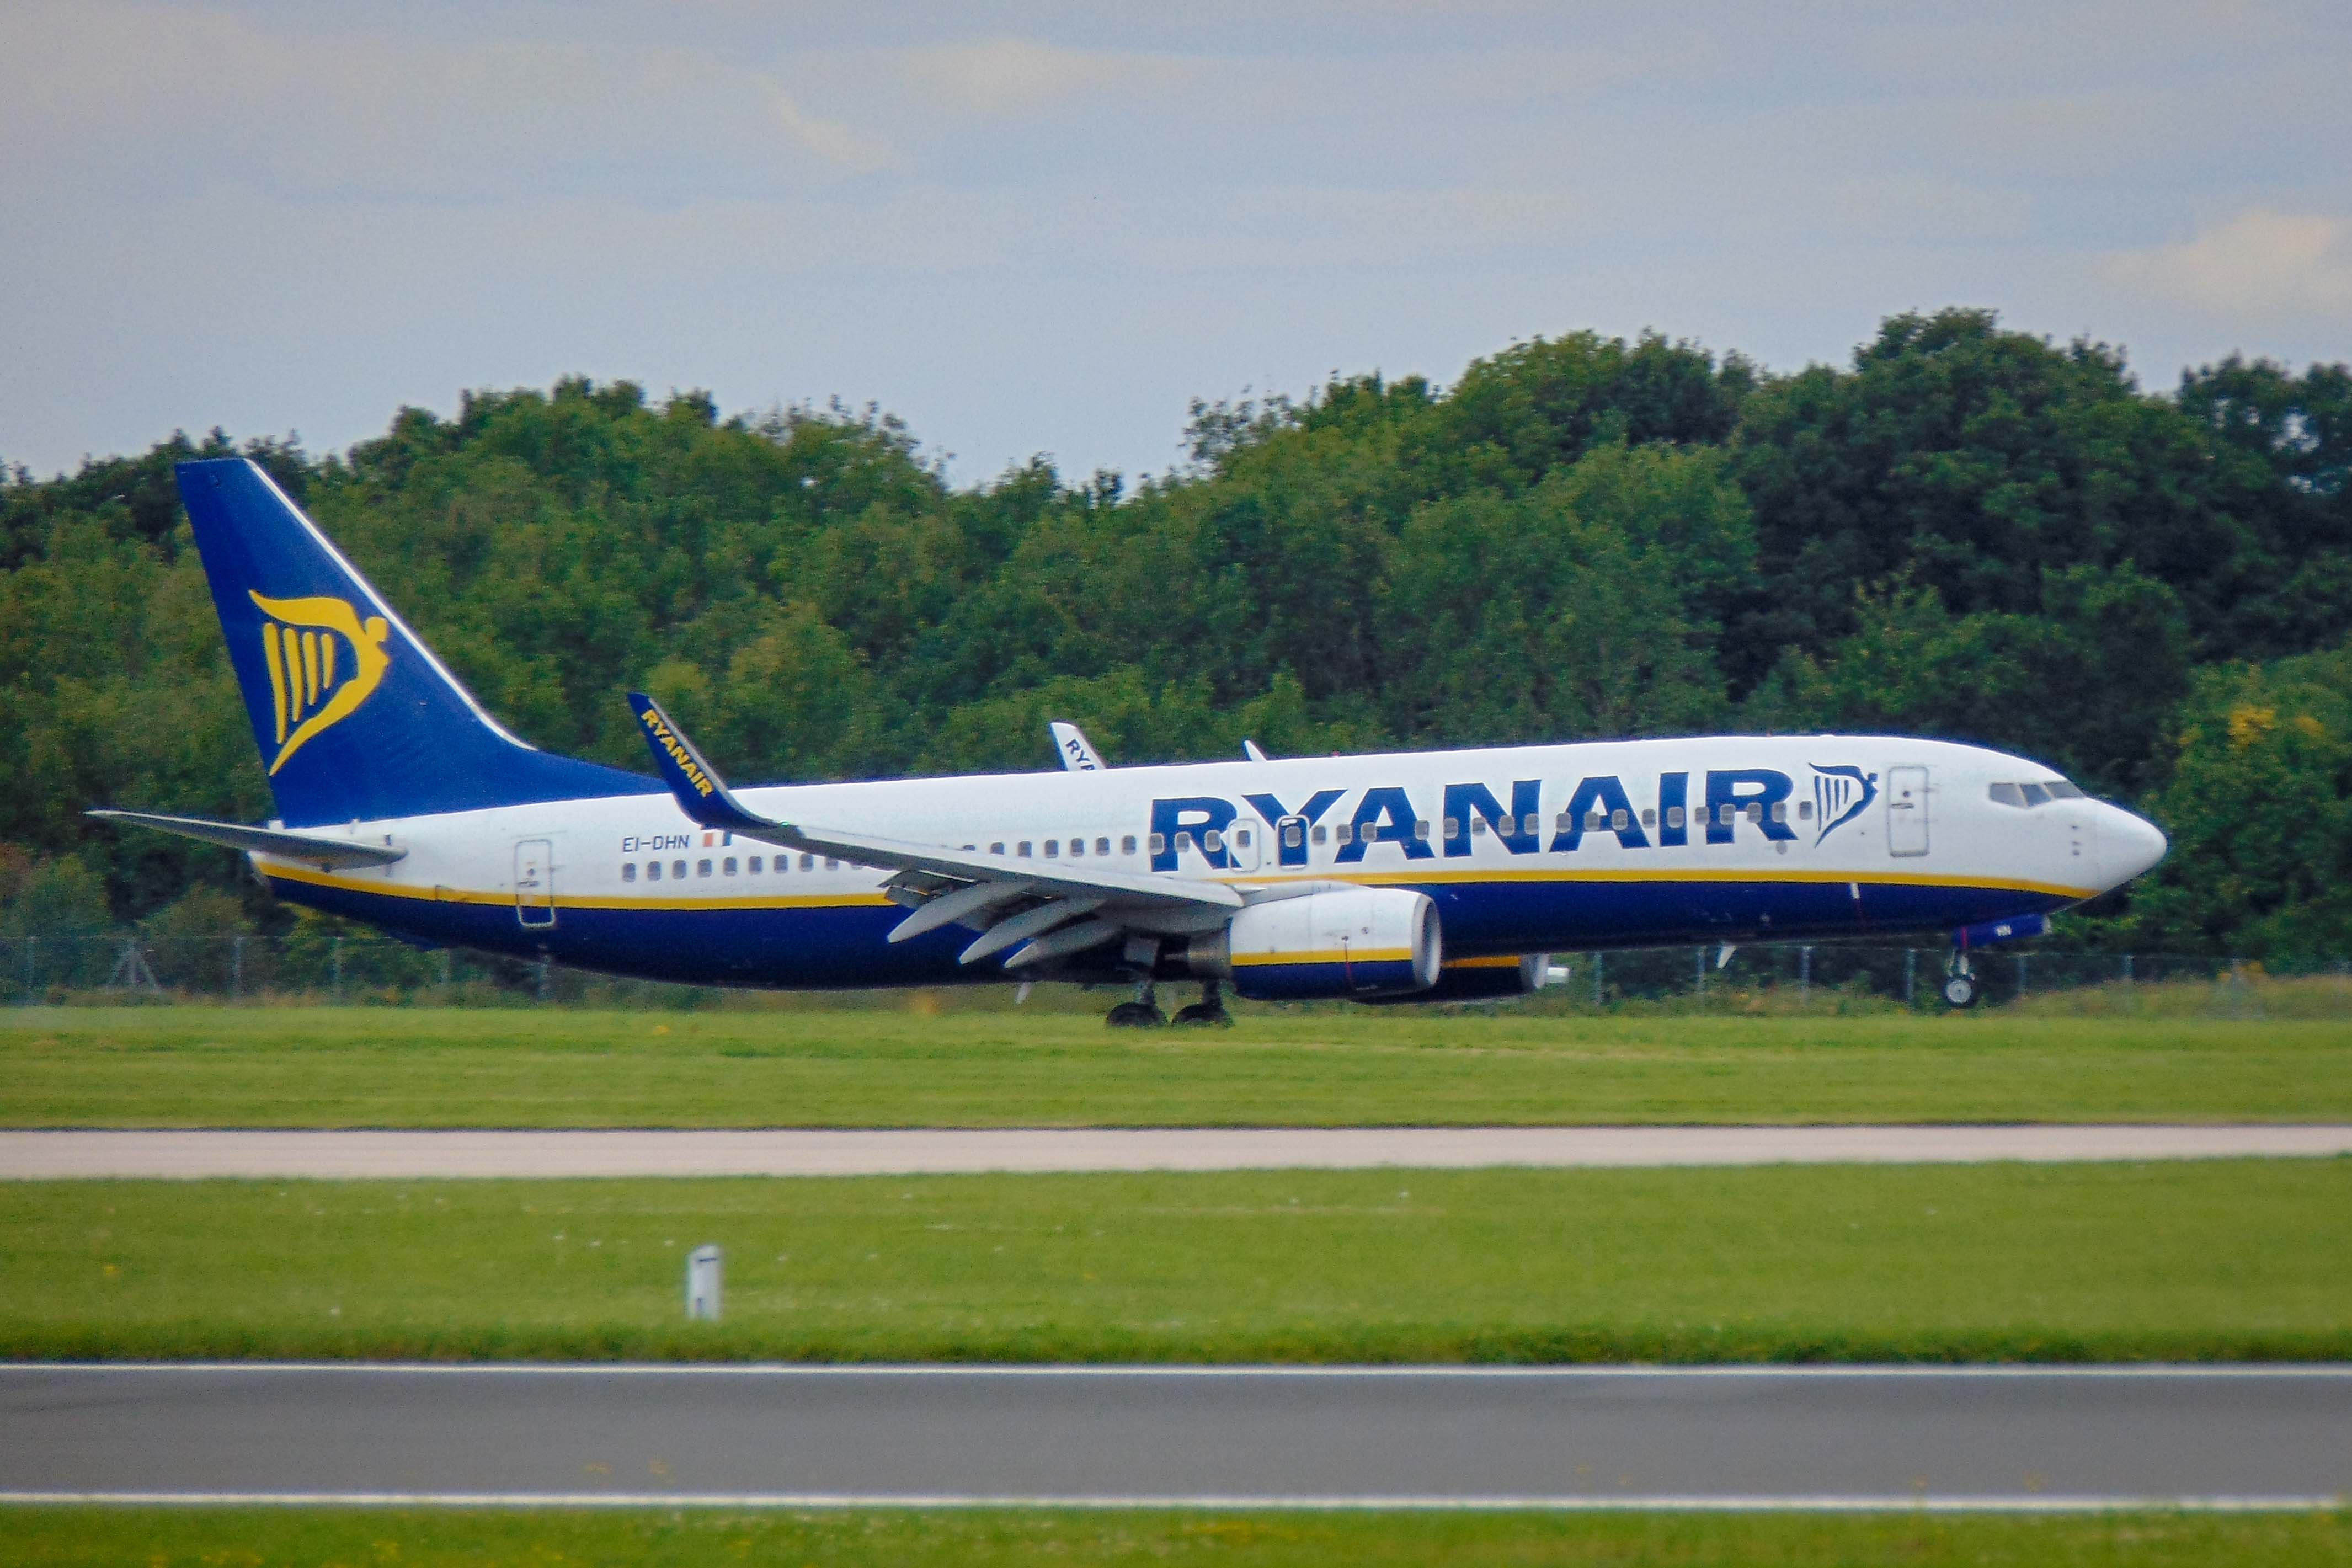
(1885, 767, 1929, 857)
(515, 839, 556, 927)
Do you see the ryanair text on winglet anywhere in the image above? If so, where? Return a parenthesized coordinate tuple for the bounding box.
(641, 707, 717, 798)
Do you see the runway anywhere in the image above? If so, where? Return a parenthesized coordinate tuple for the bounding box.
(3, 1364, 2347, 1510)
(6, 1123, 2351, 1179)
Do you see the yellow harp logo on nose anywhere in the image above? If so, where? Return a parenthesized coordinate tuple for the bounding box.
(250, 592, 392, 775)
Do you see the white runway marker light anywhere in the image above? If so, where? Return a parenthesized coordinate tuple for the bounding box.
(686, 1245, 722, 1321)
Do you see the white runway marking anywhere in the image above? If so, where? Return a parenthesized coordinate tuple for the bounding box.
(4, 1124, 2350, 1179)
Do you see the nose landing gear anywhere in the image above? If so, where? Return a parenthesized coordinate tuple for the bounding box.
(1942, 950, 1978, 1009)
(1170, 979, 1233, 1028)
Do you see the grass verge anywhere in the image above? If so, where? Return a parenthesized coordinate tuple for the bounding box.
(7, 1006, 2352, 1127)
(8, 1161, 2350, 1363)
(3, 1506, 2348, 1567)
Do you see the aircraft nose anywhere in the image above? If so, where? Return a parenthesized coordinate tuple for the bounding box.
(2099, 804, 2168, 889)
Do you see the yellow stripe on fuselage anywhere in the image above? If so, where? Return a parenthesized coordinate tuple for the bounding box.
(259, 861, 894, 912)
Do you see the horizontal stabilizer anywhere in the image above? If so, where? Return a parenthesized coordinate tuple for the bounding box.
(89, 809, 407, 868)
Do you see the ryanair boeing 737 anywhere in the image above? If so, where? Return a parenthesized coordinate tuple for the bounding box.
(93, 459, 2167, 1021)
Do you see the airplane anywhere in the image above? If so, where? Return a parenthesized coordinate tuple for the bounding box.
(92, 457, 2168, 1023)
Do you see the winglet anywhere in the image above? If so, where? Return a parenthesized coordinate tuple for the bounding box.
(1049, 721, 1105, 771)
(627, 691, 780, 835)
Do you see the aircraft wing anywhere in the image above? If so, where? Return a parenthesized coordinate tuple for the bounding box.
(89, 808, 407, 868)
(626, 695, 1239, 970)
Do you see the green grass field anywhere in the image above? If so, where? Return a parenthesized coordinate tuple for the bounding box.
(3, 1506, 2347, 1567)
(9, 1161, 2349, 1363)
(6, 1005, 2352, 1127)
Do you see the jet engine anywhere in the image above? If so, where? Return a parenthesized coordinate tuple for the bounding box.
(1358, 953, 1561, 1004)
(1186, 887, 1441, 1000)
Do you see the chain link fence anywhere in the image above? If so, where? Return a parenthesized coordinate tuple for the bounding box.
(3, 927, 2348, 1012)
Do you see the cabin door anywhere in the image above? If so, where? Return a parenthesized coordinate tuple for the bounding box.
(1885, 767, 1929, 857)
(515, 839, 557, 927)
(1225, 818, 1262, 872)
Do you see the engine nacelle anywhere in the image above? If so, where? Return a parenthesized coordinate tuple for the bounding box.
(1187, 887, 1441, 1001)
(1358, 953, 1559, 1005)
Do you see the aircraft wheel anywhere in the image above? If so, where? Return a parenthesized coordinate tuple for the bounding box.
(1105, 1001, 1166, 1028)
(1942, 973, 1978, 1009)
(1169, 1004, 1233, 1027)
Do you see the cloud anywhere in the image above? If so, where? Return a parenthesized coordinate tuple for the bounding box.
(0, 3, 901, 205)
(886, 38, 1204, 119)
(2113, 209, 2352, 313)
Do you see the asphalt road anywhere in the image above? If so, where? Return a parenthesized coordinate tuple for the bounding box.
(7, 1124, 2352, 1179)
(5, 1364, 2349, 1508)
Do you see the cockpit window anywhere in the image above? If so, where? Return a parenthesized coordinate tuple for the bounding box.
(1989, 779, 2086, 808)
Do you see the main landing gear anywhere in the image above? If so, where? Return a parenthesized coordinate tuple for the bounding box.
(1105, 979, 1234, 1027)
(1942, 950, 1979, 1009)
(1170, 979, 1233, 1028)
(1106, 980, 1165, 1028)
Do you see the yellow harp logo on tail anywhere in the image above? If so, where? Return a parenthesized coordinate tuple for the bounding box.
(249, 592, 392, 775)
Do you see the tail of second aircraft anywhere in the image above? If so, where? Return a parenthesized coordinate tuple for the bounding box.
(177, 458, 653, 826)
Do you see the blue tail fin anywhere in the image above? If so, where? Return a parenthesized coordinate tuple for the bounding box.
(178, 458, 655, 825)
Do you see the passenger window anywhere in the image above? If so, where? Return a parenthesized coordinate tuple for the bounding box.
(1666, 806, 1685, 829)
(1017, 842, 1033, 857)
(647, 862, 662, 882)
(1203, 830, 1224, 854)
(622, 863, 637, 882)
(1148, 833, 1166, 855)
(673, 860, 688, 879)
(1586, 809, 1606, 831)
(990, 841, 1006, 855)
(1769, 802, 1788, 824)
(748, 856, 762, 873)
(825, 857, 839, 870)
(1174, 831, 1193, 854)
(1744, 804, 1762, 825)
(1282, 821, 1303, 849)
(1798, 801, 1814, 820)
(1721, 805, 1737, 826)
(1641, 809, 1657, 827)
(1447, 818, 1465, 840)
(1069, 838, 1084, 857)
(1336, 823, 1354, 845)
(1311, 824, 1327, 844)
(1470, 816, 1486, 837)
(696, 860, 711, 877)
(1413, 820, 1431, 841)
(1124, 835, 1139, 855)
(1236, 829, 1251, 849)
(1610, 809, 1629, 830)
(801, 853, 815, 870)
(723, 857, 737, 875)
(1044, 840, 1060, 858)
(1555, 812, 1573, 833)
(1097, 836, 1112, 856)
(1522, 814, 1540, 836)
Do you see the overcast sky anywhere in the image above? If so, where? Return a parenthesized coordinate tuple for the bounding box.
(4, 1, 2348, 485)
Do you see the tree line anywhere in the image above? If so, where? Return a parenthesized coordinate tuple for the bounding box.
(3, 308, 2347, 960)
